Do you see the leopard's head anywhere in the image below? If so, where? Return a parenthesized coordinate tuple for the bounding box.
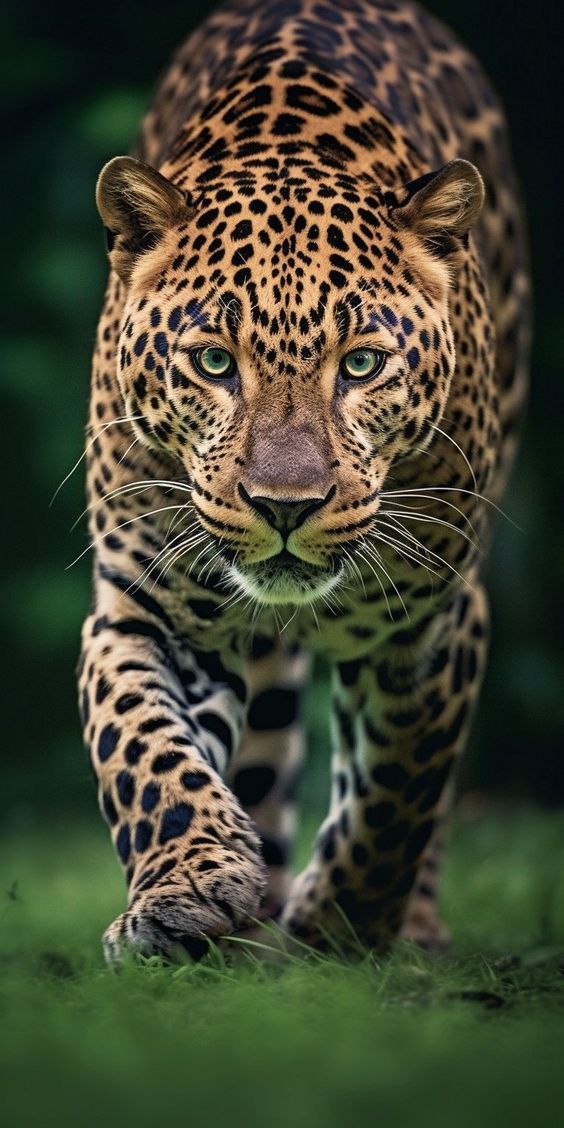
(97, 155, 483, 604)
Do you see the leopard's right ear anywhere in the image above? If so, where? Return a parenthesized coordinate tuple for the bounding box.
(96, 156, 192, 283)
(388, 159, 484, 266)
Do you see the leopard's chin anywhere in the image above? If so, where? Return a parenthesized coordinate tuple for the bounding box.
(227, 551, 343, 606)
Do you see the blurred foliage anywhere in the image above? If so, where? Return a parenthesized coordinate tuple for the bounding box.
(2, 0, 563, 825)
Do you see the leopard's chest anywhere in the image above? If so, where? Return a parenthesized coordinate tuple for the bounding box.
(162, 574, 435, 663)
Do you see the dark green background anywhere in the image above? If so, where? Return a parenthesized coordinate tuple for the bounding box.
(3, 0, 563, 830)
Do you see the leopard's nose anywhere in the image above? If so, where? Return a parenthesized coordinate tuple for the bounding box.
(238, 483, 335, 537)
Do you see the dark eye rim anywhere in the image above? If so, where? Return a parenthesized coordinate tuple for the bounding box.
(339, 347, 388, 383)
(190, 345, 237, 381)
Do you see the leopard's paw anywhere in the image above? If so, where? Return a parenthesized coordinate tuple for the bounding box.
(399, 905, 451, 953)
(102, 843, 267, 964)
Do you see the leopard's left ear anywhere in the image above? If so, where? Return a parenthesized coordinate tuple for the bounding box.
(96, 156, 191, 282)
(389, 159, 485, 260)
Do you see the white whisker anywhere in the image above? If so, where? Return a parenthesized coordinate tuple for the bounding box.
(357, 541, 409, 619)
(382, 509, 479, 550)
(353, 546, 395, 620)
(380, 485, 517, 527)
(369, 523, 472, 590)
(66, 505, 195, 569)
(117, 436, 141, 468)
(380, 492, 478, 536)
(71, 477, 194, 533)
(428, 421, 477, 489)
(140, 530, 208, 589)
(51, 414, 143, 506)
(340, 546, 367, 595)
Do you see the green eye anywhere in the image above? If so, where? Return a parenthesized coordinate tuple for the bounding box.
(341, 348, 387, 381)
(195, 346, 235, 379)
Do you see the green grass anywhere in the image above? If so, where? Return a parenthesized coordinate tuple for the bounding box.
(2, 808, 564, 1127)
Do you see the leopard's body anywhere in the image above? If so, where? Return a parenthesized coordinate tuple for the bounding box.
(80, 0, 530, 960)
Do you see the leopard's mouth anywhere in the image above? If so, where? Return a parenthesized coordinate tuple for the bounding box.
(226, 549, 343, 606)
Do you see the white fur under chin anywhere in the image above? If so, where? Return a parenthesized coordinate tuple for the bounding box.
(225, 562, 344, 606)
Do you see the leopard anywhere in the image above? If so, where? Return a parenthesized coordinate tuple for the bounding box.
(79, 0, 530, 962)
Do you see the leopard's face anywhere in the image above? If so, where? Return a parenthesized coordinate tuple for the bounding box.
(102, 158, 482, 605)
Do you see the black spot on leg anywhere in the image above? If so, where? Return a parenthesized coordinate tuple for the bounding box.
(95, 677, 110, 704)
(152, 751, 187, 773)
(352, 842, 368, 865)
(319, 823, 337, 862)
(80, 689, 90, 727)
(233, 765, 276, 806)
(260, 835, 288, 867)
(338, 659, 363, 686)
(141, 782, 161, 813)
(247, 688, 297, 730)
(366, 863, 394, 889)
(371, 763, 410, 790)
(192, 648, 246, 703)
(102, 790, 118, 826)
(139, 717, 173, 735)
(390, 868, 417, 898)
(250, 634, 276, 659)
(375, 819, 410, 851)
(116, 824, 131, 864)
(334, 888, 359, 918)
(125, 738, 147, 765)
(159, 803, 194, 843)
(116, 693, 143, 714)
(364, 800, 396, 828)
(404, 820, 434, 865)
(403, 769, 435, 804)
(336, 772, 348, 799)
(334, 702, 354, 749)
(98, 724, 119, 762)
(134, 819, 153, 853)
(197, 710, 234, 756)
(413, 705, 468, 763)
(116, 770, 135, 807)
(418, 761, 453, 813)
(181, 770, 211, 790)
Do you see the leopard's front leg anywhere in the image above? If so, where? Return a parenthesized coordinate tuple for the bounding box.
(79, 588, 266, 963)
(281, 583, 489, 953)
(227, 637, 310, 921)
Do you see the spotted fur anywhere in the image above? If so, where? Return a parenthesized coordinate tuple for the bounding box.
(80, 0, 530, 961)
